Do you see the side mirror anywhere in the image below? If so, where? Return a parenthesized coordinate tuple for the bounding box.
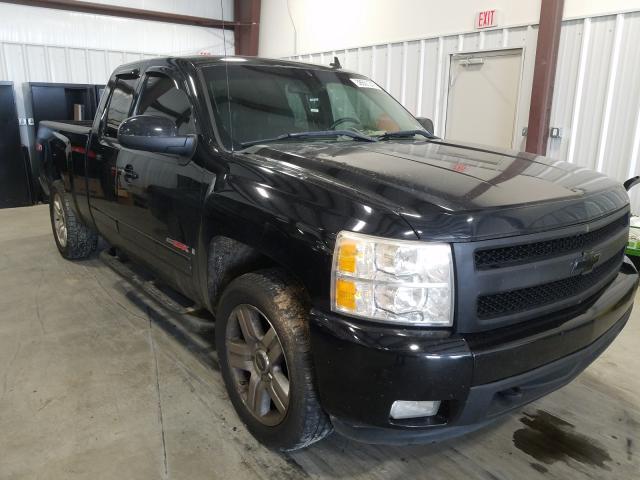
(118, 115, 196, 157)
(416, 117, 434, 135)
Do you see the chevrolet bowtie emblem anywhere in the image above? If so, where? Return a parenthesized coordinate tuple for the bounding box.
(572, 250, 600, 275)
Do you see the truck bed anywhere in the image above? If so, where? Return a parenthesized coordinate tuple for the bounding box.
(39, 120, 93, 135)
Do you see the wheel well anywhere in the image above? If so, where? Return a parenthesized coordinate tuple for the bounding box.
(207, 236, 279, 310)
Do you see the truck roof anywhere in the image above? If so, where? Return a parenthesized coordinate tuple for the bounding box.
(114, 55, 338, 75)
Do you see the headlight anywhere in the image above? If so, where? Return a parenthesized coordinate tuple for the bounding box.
(331, 231, 454, 326)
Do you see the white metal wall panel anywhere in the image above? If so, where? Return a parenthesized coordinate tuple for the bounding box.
(482, 28, 506, 49)
(87, 50, 108, 84)
(547, 19, 584, 162)
(47, 47, 67, 82)
(388, 43, 403, 100)
(372, 46, 387, 88)
(0, 45, 5, 80)
(124, 52, 143, 64)
(287, 11, 640, 212)
(569, 16, 616, 171)
(608, 12, 640, 211)
(25, 45, 48, 82)
(403, 41, 420, 112)
(4, 44, 27, 84)
(0, 3, 233, 55)
(345, 49, 358, 71)
(417, 39, 438, 119)
(67, 48, 89, 83)
(83, 0, 234, 21)
(2, 44, 28, 154)
(604, 13, 640, 181)
(106, 52, 125, 76)
(357, 47, 373, 78)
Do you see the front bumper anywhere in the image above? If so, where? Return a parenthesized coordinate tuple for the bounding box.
(309, 259, 638, 444)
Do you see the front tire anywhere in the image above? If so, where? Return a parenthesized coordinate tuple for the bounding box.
(216, 269, 332, 451)
(49, 181, 98, 259)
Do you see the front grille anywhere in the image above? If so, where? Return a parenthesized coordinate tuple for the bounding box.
(474, 214, 628, 269)
(476, 249, 624, 319)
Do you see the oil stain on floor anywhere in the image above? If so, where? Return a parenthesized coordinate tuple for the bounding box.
(513, 410, 612, 469)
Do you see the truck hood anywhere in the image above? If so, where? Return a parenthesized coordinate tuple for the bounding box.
(244, 139, 628, 241)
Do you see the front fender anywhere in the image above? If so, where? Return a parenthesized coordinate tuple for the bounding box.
(195, 157, 413, 311)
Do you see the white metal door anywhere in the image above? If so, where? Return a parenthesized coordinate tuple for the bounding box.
(445, 49, 523, 149)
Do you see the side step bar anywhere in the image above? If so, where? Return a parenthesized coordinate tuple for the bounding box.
(99, 249, 215, 334)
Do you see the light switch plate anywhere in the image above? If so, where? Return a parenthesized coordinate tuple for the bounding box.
(28, 118, 35, 125)
(550, 127, 562, 138)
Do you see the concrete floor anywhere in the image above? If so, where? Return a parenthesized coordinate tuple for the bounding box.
(0, 204, 639, 480)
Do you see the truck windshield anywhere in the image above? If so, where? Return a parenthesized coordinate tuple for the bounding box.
(202, 63, 422, 150)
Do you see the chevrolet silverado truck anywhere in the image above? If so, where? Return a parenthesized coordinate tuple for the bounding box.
(36, 56, 638, 451)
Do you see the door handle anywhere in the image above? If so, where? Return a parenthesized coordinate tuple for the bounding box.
(123, 164, 138, 181)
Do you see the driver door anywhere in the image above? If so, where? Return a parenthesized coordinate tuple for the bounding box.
(116, 69, 204, 291)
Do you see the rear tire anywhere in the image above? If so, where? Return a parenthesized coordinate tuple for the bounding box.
(216, 269, 332, 451)
(49, 181, 98, 259)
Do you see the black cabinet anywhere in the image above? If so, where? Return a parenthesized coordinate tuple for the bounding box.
(29, 82, 105, 127)
(0, 82, 32, 208)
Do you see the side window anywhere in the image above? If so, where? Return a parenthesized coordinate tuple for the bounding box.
(104, 77, 137, 138)
(137, 73, 195, 135)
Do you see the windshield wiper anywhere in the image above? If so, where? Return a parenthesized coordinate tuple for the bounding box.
(377, 129, 436, 141)
(240, 130, 376, 148)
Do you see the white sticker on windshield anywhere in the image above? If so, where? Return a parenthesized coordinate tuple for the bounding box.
(350, 78, 381, 90)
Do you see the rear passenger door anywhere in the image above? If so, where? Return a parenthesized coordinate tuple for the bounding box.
(87, 73, 139, 243)
(115, 69, 204, 292)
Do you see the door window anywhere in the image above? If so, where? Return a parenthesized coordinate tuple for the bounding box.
(137, 73, 195, 135)
(104, 77, 137, 138)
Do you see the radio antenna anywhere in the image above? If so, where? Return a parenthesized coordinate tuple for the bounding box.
(220, 0, 234, 151)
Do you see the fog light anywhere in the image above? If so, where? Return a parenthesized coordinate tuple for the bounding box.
(389, 400, 441, 420)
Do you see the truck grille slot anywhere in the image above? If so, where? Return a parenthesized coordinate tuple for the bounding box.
(476, 249, 624, 319)
(474, 214, 628, 270)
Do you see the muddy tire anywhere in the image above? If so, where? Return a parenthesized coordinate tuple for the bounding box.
(216, 269, 332, 451)
(49, 181, 98, 259)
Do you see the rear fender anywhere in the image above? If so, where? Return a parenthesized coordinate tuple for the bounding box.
(43, 131, 72, 191)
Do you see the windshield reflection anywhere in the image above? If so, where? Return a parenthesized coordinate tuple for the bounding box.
(202, 64, 423, 150)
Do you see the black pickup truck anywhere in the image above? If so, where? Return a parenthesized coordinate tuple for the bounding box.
(37, 56, 638, 451)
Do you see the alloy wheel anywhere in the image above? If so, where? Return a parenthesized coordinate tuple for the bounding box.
(52, 193, 67, 248)
(225, 304, 290, 426)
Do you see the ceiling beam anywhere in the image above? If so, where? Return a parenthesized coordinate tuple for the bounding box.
(526, 0, 564, 155)
(0, 0, 238, 29)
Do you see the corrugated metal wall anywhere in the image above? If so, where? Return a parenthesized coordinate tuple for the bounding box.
(287, 11, 640, 213)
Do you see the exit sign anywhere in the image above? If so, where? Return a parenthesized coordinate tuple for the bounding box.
(476, 9, 499, 29)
